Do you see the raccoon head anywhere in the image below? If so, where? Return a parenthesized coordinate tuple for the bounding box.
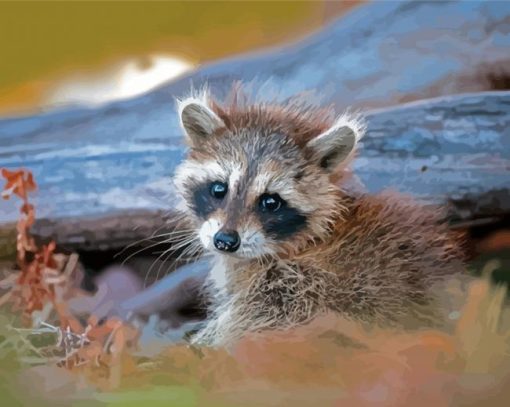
(173, 91, 365, 260)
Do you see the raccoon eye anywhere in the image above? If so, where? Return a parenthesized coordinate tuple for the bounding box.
(259, 193, 284, 213)
(210, 181, 228, 199)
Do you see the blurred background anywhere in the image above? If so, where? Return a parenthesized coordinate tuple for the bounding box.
(0, 0, 361, 116)
(0, 0, 508, 278)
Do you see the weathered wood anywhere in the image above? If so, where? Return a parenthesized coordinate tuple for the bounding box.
(7, 91, 503, 251)
(30, 210, 174, 251)
(357, 92, 510, 222)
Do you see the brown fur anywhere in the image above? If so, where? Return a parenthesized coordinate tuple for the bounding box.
(174, 87, 466, 346)
(227, 193, 465, 332)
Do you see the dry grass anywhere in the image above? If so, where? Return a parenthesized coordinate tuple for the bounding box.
(4, 268, 509, 407)
(98, 265, 509, 407)
(1, 168, 510, 406)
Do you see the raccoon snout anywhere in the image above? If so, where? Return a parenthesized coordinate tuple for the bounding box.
(213, 230, 241, 253)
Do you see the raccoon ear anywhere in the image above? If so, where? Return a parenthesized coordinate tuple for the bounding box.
(306, 114, 365, 172)
(178, 98, 225, 146)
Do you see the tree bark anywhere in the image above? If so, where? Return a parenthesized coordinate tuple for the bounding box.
(10, 91, 506, 251)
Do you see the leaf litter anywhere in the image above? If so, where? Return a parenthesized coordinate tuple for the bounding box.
(1, 168, 510, 406)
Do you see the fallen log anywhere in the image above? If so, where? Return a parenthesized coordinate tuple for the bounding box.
(0, 0, 508, 250)
(357, 91, 510, 224)
(6, 91, 504, 251)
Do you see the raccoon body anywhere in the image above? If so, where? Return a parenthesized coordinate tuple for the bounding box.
(173, 89, 464, 346)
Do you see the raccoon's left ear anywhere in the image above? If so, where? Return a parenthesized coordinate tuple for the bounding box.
(178, 97, 225, 146)
(306, 114, 365, 172)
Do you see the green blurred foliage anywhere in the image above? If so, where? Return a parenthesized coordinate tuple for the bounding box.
(0, 1, 325, 92)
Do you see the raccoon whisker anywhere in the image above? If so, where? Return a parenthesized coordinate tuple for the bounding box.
(145, 246, 180, 287)
(115, 229, 196, 259)
(149, 229, 196, 241)
(149, 234, 198, 255)
(182, 243, 204, 265)
(163, 236, 202, 266)
(164, 234, 199, 248)
(153, 238, 200, 270)
(119, 239, 176, 266)
(153, 242, 190, 283)
(118, 233, 196, 266)
(161, 241, 204, 279)
(175, 249, 202, 267)
(168, 238, 201, 265)
(143, 235, 199, 286)
(135, 215, 180, 244)
(145, 215, 189, 237)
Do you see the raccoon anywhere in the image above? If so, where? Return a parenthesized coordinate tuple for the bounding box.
(173, 89, 465, 346)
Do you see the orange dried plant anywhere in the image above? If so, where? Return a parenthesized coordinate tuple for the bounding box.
(1, 168, 65, 320)
(1, 168, 139, 388)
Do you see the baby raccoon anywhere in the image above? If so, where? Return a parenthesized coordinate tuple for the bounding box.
(173, 90, 465, 346)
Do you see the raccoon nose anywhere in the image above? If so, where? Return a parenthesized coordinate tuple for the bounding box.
(213, 230, 241, 253)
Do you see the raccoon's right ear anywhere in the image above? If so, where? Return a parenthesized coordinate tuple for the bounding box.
(178, 97, 225, 146)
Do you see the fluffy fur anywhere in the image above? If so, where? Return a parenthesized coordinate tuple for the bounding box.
(173, 87, 465, 347)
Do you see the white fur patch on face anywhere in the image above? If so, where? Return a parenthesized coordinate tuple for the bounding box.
(252, 169, 297, 198)
(199, 217, 222, 251)
(174, 159, 226, 196)
(251, 170, 273, 196)
(200, 216, 270, 260)
(228, 164, 243, 191)
(174, 195, 188, 214)
(238, 228, 272, 258)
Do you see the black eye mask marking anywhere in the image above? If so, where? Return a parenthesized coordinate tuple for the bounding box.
(258, 199, 307, 240)
(192, 181, 226, 218)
